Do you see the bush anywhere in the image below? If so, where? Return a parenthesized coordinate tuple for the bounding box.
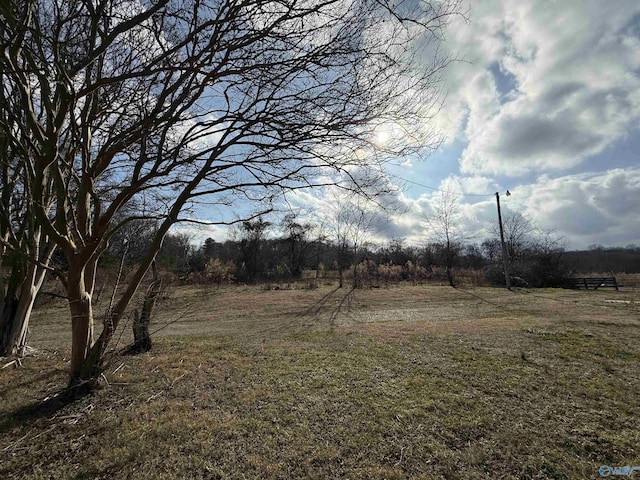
(183, 258, 236, 285)
(483, 252, 569, 288)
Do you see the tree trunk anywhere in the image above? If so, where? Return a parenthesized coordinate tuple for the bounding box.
(0, 260, 45, 357)
(446, 266, 455, 288)
(67, 261, 95, 387)
(0, 285, 19, 357)
(0, 232, 55, 357)
(0, 259, 20, 356)
(352, 245, 359, 289)
(445, 239, 456, 288)
(8, 266, 44, 356)
(352, 261, 358, 289)
(72, 223, 171, 388)
(131, 261, 160, 353)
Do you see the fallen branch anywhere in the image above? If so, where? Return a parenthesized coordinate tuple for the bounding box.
(1, 358, 22, 369)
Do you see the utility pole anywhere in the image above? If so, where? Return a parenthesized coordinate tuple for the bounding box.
(495, 191, 511, 290)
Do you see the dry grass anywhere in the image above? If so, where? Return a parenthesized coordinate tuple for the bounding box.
(2, 283, 640, 479)
(609, 273, 640, 289)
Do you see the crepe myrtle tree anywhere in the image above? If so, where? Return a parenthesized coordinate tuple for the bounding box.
(0, 78, 57, 357)
(0, 173, 56, 358)
(0, 0, 460, 388)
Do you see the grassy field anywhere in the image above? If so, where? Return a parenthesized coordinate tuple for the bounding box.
(2, 283, 640, 479)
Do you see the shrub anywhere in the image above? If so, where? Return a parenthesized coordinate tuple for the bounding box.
(204, 258, 236, 285)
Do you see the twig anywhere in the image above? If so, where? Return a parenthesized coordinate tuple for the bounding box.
(145, 392, 163, 403)
(171, 372, 187, 386)
(3, 430, 31, 452)
(111, 312, 133, 355)
(100, 246, 131, 365)
(394, 447, 405, 467)
(29, 425, 56, 442)
(1, 358, 22, 369)
(107, 243, 128, 318)
(38, 291, 68, 299)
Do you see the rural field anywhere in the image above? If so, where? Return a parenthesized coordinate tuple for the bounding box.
(2, 282, 640, 479)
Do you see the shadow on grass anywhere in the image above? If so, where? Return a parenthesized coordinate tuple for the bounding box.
(300, 286, 356, 327)
(299, 286, 341, 316)
(0, 369, 64, 396)
(0, 384, 93, 435)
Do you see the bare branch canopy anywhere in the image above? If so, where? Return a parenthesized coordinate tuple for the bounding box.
(0, 0, 461, 387)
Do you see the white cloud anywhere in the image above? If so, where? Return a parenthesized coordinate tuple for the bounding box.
(180, 166, 639, 251)
(435, 0, 640, 176)
(518, 168, 640, 248)
(171, 223, 230, 246)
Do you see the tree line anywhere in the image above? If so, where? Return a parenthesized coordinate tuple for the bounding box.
(149, 211, 640, 287)
(101, 208, 579, 289)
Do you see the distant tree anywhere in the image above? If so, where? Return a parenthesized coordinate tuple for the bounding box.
(564, 245, 640, 274)
(108, 218, 158, 266)
(490, 210, 535, 263)
(280, 213, 313, 278)
(426, 190, 465, 287)
(300, 219, 329, 281)
(389, 238, 411, 266)
(481, 238, 501, 263)
(202, 238, 217, 258)
(157, 233, 193, 274)
(460, 243, 485, 270)
(326, 193, 376, 288)
(487, 211, 567, 287)
(237, 218, 271, 282)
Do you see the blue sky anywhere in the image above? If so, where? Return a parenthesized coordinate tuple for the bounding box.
(183, 0, 640, 250)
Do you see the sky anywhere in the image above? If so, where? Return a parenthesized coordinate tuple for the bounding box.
(184, 0, 640, 251)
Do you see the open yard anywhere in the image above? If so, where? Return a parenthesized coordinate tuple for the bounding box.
(2, 283, 640, 479)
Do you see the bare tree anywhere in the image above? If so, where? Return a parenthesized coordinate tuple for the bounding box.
(487, 210, 567, 287)
(490, 210, 535, 263)
(0, 0, 460, 388)
(425, 190, 464, 287)
(326, 192, 377, 288)
(306, 217, 329, 282)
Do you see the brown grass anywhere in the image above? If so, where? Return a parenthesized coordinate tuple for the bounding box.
(2, 283, 640, 479)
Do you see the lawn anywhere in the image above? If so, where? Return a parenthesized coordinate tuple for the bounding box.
(1, 284, 640, 479)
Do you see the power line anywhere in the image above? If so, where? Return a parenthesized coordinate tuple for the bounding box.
(387, 172, 496, 198)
